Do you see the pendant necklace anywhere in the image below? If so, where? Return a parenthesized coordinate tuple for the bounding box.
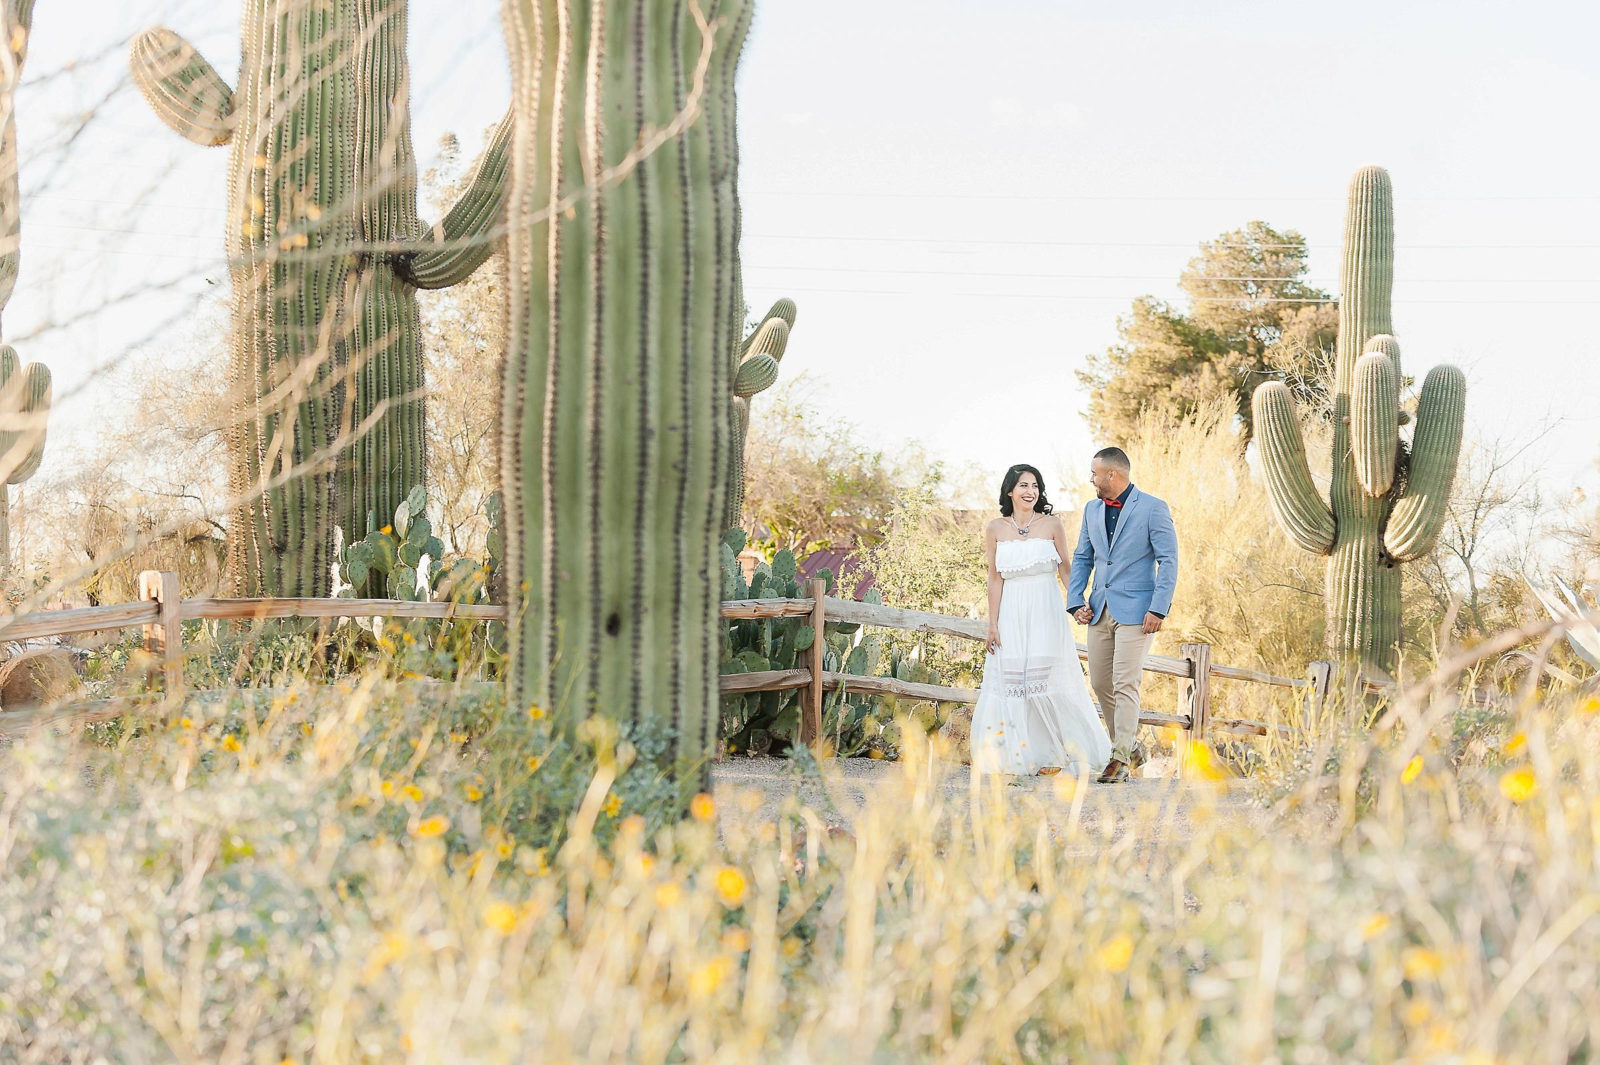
(1011, 513, 1035, 538)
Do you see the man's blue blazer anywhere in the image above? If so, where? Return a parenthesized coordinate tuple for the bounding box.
(1067, 487, 1179, 626)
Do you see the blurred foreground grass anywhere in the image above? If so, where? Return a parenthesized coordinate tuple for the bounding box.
(1, 664, 1597, 1063)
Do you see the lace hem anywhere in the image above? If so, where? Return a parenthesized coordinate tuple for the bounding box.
(1002, 680, 1053, 698)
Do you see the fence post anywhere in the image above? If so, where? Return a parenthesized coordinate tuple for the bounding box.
(1178, 641, 1212, 760)
(801, 578, 826, 749)
(1306, 660, 1333, 716)
(139, 570, 182, 695)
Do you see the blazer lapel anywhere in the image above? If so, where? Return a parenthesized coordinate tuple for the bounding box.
(1108, 487, 1141, 553)
(1088, 499, 1108, 556)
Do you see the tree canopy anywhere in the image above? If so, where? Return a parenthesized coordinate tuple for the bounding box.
(1079, 221, 1338, 444)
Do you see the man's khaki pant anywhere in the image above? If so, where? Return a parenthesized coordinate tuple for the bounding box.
(1087, 612, 1152, 763)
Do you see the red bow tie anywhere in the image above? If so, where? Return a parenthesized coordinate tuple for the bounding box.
(1104, 498, 1124, 509)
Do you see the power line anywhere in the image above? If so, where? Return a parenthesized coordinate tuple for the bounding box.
(744, 264, 1598, 284)
(742, 284, 1600, 305)
(744, 189, 1600, 203)
(747, 233, 1600, 251)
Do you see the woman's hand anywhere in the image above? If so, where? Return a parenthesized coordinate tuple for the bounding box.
(987, 623, 1002, 654)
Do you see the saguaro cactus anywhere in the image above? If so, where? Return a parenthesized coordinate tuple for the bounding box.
(0, 1, 45, 577)
(129, 1, 511, 595)
(500, 0, 753, 801)
(1252, 166, 1466, 675)
(726, 297, 795, 528)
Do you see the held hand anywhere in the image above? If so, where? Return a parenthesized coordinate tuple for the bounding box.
(1073, 606, 1093, 625)
(1143, 612, 1164, 636)
(987, 623, 1002, 654)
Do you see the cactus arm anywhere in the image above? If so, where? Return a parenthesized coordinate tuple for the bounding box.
(1350, 351, 1399, 496)
(1252, 381, 1335, 555)
(395, 110, 514, 290)
(1384, 364, 1466, 562)
(129, 28, 236, 147)
(741, 297, 796, 356)
(0, 349, 47, 484)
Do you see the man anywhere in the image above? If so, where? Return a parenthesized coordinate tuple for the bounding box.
(1067, 447, 1179, 783)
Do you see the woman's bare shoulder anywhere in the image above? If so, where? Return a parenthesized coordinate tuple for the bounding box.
(983, 516, 1008, 535)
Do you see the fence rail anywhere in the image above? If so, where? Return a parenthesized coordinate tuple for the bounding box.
(1, 572, 1353, 768)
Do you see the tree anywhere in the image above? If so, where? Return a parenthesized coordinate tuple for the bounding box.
(419, 132, 505, 559)
(741, 379, 945, 559)
(1080, 221, 1338, 444)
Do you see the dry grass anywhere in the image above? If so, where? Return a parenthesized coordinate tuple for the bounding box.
(2, 664, 1598, 1063)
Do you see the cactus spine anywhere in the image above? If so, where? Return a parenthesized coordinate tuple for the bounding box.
(0, 1, 47, 577)
(500, 0, 754, 801)
(129, 1, 512, 595)
(1252, 166, 1466, 675)
(726, 297, 795, 528)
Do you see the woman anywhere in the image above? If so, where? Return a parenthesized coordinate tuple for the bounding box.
(968, 464, 1112, 777)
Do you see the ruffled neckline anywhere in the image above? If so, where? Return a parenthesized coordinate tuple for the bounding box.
(995, 537, 1060, 575)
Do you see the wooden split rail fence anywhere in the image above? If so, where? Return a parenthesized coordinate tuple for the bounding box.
(0, 572, 1348, 750)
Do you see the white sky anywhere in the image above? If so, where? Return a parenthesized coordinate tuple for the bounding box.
(11, 0, 1600, 513)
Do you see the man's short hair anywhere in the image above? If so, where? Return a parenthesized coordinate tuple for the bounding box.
(1093, 446, 1131, 472)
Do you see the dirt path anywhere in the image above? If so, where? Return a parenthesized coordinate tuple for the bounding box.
(710, 756, 1264, 840)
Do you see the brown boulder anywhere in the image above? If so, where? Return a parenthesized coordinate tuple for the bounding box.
(0, 648, 82, 710)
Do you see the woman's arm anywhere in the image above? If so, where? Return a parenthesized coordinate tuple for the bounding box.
(985, 522, 1003, 652)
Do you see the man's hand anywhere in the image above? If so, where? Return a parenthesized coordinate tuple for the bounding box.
(1142, 612, 1164, 635)
(1073, 606, 1093, 625)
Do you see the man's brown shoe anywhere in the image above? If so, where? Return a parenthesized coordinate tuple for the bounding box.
(1129, 745, 1147, 772)
(1097, 758, 1129, 784)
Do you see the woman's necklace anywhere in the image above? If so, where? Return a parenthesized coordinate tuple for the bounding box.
(1010, 512, 1036, 538)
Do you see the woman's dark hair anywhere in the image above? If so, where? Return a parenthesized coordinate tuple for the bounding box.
(998, 464, 1052, 517)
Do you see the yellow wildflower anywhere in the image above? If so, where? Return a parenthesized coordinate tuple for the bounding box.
(178, 716, 195, 730)
(1402, 946, 1444, 981)
(413, 816, 450, 838)
(1403, 1000, 1431, 1025)
(781, 935, 803, 958)
(221, 734, 242, 753)
(401, 784, 424, 803)
(601, 794, 622, 818)
(1499, 767, 1537, 803)
(1184, 739, 1227, 781)
(527, 704, 547, 721)
(1502, 731, 1527, 756)
(1401, 756, 1424, 784)
(714, 866, 748, 908)
(1362, 913, 1391, 940)
(1092, 933, 1134, 973)
(722, 928, 752, 954)
(482, 901, 518, 935)
(690, 793, 716, 822)
(688, 956, 732, 998)
(496, 840, 515, 859)
(380, 780, 396, 798)
(654, 881, 683, 908)
(526, 754, 544, 772)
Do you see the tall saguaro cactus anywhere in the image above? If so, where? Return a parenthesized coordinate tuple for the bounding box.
(500, 0, 753, 800)
(725, 297, 795, 528)
(0, 0, 48, 577)
(129, 1, 512, 595)
(1252, 166, 1466, 674)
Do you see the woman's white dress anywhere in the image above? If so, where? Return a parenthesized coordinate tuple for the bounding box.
(969, 538, 1112, 776)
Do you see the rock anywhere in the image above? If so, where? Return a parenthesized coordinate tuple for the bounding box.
(0, 648, 83, 710)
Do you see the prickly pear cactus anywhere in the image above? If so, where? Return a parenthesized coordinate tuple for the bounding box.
(129, 0, 512, 596)
(1252, 166, 1466, 675)
(726, 297, 796, 528)
(337, 485, 447, 603)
